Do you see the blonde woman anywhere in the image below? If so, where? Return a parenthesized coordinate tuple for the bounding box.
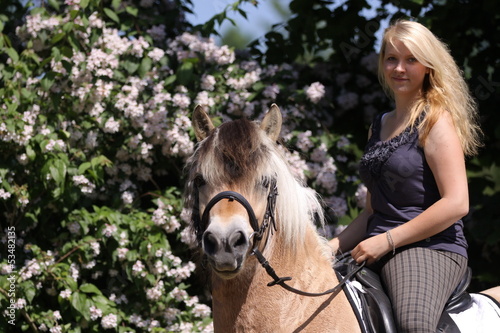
(330, 19, 482, 332)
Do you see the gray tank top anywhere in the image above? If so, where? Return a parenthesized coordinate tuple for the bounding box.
(359, 112, 468, 258)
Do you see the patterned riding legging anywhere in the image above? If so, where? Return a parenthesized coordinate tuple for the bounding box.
(380, 247, 468, 333)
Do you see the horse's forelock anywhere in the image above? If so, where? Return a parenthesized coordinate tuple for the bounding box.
(200, 118, 267, 185)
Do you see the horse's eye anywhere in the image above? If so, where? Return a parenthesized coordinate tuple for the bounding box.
(261, 177, 270, 189)
(194, 175, 206, 188)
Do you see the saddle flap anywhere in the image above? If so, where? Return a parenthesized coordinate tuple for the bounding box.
(444, 267, 473, 314)
(349, 263, 385, 292)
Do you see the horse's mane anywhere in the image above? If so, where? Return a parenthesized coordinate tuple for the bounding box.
(184, 117, 326, 250)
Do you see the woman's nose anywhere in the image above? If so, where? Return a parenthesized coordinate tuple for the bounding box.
(394, 61, 405, 73)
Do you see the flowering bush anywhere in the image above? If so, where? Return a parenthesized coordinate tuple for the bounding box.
(0, 0, 389, 332)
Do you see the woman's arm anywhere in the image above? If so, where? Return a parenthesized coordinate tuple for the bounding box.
(351, 112, 469, 264)
(390, 111, 469, 246)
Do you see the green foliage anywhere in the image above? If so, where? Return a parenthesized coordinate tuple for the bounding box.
(0, 0, 499, 331)
(0, 0, 366, 331)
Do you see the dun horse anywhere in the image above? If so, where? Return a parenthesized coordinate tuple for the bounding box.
(184, 104, 500, 332)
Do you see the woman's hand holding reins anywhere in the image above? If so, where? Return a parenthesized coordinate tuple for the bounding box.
(351, 233, 393, 265)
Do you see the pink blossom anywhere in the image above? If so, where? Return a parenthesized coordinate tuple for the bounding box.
(148, 48, 165, 61)
(60, 289, 72, 299)
(117, 248, 129, 260)
(147, 24, 166, 42)
(102, 223, 117, 237)
(90, 305, 103, 320)
(101, 313, 118, 329)
(103, 117, 120, 133)
(305, 82, 325, 104)
(263, 84, 280, 99)
(200, 74, 216, 91)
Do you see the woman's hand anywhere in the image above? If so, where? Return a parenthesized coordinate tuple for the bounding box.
(351, 233, 392, 265)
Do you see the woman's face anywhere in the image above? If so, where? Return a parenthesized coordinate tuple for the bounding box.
(382, 39, 429, 98)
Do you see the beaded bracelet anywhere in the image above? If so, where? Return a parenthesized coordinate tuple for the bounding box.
(386, 230, 396, 255)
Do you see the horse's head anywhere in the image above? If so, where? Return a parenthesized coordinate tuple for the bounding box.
(185, 104, 324, 281)
(184, 104, 283, 279)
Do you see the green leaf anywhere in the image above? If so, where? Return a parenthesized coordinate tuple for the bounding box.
(78, 162, 91, 174)
(111, 0, 121, 10)
(5, 48, 19, 63)
(91, 155, 112, 169)
(41, 74, 55, 91)
(138, 57, 152, 77)
(62, 22, 74, 33)
(20, 280, 36, 303)
(71, 292, 90, 320)
(148, 231, 162, 243)
(92, 295, 111, 313)
(122, 60, 140, 74)
(176, 61, 194, 86)
(50, 158, 67, 186)
(51, 33, 66, 44)
(80, 0, 89, 9)
(80, 283, 102, 295)
(126, 6, 139, 16)
(164, 75, 177, 87)
(104, 8, 120, 23)
(48, 0, 60, 11)
(66, 276, 78, 291)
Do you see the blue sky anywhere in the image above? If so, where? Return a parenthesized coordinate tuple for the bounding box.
(186, 0, 388, 48)
(186, 0, 292, 43)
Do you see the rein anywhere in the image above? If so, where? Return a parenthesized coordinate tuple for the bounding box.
(252, 247, 365, 297)
(199, 180, 365, 297)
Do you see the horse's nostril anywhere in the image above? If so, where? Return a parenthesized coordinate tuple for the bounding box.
(203, 232, 219, 254)
(231, 231, 248, 249)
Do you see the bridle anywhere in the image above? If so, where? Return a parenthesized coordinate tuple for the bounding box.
(198, 178, 365, 297)
(200, 178, 278, 247)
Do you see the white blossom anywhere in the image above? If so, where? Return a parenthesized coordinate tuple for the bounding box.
(101, 313, 118, 329)
(0, 189, 11, 200)
(49, 326, 62, 333)
(200, 74, 216, 91)
(132, 260, 145, 275)
(305, 82, 325, 104)
(102, 223, 117, 237)
(53, 310, 62, 320)
(263, 84, 280, 99)
(103, 117, 120, 133)
(60, 289, 72, 299)
(148, 48, 165, 61)
(90, 305, 103, 321)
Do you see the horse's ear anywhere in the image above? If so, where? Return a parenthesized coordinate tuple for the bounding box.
(193, 105, 215, 141)
(260, 104, 282, 142)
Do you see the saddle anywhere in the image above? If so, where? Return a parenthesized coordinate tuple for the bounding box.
(335, 258, 472, 333)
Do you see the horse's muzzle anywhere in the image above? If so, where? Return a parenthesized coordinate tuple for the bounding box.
(202, 224, 250, 278)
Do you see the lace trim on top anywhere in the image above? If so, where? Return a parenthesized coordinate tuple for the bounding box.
(360, 113, 418, 179)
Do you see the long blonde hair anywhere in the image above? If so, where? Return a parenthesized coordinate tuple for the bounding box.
(378, 19, 482, 156)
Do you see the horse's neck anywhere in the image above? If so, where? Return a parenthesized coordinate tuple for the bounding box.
(210, 226, 361, 333)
